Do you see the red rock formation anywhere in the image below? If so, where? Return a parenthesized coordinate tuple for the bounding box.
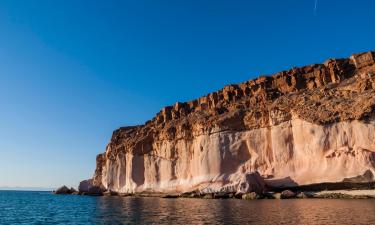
(90, 51, 375, 194)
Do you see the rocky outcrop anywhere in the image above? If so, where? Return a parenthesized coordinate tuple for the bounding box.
(342, 170, 374, 183)
(78, 179, 104, 196)
(90, 51, 375, 195)
(54, 186, 77, 195)
(280, 190, 296, 199)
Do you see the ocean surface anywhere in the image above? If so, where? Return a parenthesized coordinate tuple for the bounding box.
(1, 191, 375, 224)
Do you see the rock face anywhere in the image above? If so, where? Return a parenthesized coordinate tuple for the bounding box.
(91, 51, 375, 195)
(78, 179, 104, 196)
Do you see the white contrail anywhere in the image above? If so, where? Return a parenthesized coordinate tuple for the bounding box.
(314, 0, 318, 13)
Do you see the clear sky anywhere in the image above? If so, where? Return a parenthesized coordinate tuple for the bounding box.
(0, 0, 374, 189)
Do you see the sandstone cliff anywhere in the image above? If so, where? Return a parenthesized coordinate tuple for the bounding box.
(92, 51, 375, 194)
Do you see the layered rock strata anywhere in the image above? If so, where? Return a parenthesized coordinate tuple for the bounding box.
(91, 51, 375, 194)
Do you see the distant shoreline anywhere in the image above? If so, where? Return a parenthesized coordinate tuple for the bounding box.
(0, 187, 54, 192)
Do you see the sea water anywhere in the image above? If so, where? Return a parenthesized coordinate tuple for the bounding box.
(1, 190, 375, 224)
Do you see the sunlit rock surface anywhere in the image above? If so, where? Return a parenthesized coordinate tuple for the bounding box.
(91, 51, 375, 194)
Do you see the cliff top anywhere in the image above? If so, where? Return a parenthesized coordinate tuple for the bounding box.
(108, 51, 375, 155)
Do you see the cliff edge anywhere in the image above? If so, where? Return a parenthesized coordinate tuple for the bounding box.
(90, 51, 375, 195)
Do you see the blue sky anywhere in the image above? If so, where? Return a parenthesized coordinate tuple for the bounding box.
(0, 0, 374, 189)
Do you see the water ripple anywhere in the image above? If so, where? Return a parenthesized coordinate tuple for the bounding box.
(1, 191, 375, 224)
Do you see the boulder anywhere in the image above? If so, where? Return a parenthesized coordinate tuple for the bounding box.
(79, 179, 103, 196)
(242, 192, 262, 200)
(54, 185, 73, 195)
(236, 172, 266, 194)
(272, 193, 282, 199)
(280, 190, 296, 199)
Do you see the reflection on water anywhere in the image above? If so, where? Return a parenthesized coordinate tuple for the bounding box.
(1, 191, 375, 224)
(93, 197, 375, 224)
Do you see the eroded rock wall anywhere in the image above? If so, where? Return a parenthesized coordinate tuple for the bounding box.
(92, 51, 375, 194)
(99, 118, 375, 193)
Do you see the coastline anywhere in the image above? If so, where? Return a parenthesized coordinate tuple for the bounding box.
(101, 188, 375, 200)
(54, 181, 375, 200)
(83, 189, 375, 200)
